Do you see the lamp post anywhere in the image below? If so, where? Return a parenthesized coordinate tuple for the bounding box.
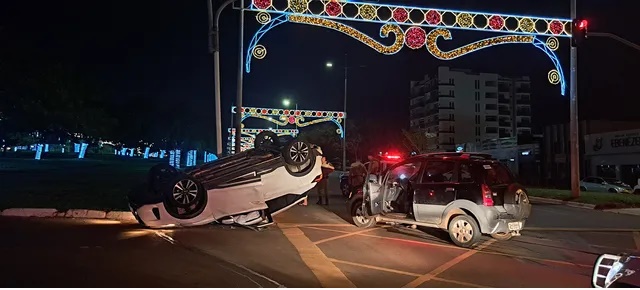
(326, 54, 354, 172)
(208, 0, 238, 156)
(569, 0, 580, 198)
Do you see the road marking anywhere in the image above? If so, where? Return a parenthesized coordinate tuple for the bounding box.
(329, 258, 421, 277)
(280, 227, 356, 288)
(402, 239, 496, 288)
(329, 258, 489, 287)
(277, 223, 353, 228)
(313, 227, 384, 245)
(527, 227, 640, 232)
(633, 232, 640, 251)
(303, 226, 594, 268)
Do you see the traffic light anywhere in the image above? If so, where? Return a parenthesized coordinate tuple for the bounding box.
(572, 19, 588, 47)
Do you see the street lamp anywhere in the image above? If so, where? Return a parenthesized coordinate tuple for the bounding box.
(325, 54, 348, 171)
(282, 99, 291, 107)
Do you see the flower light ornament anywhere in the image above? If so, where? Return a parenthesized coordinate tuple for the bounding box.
(244, 0, 570, 95)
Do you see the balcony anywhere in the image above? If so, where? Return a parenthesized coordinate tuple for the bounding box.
(485, 92, 498, 99)
(485, 104, 498, 111)
(485, 81, 497, 87)
(516, 109, 531, 116)
(499, 120, 511, 127)
(516, 98, 531, 104)
(499, 131, 512, 138)
(440, 117, 455, 122)
(498, 97, 510, 103)
(410, 100, 427, 108)
(438, 94, 454, 98)
(498, 84, 510, 92)
(517, 121, 532, 128)
(499, 110, 510, 115)
(516, 87, 531, 94)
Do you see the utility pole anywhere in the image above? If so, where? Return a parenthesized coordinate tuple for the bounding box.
(343, 53, 348, 172)
(588, 32, 640, 52)
(234, 0, 245, 154)
(208, 0, 237, 156)
(569, 0, 580, 198)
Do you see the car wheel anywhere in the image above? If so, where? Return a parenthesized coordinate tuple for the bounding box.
(169, 177, 203, 207)
(351, 199, 377, 228)
(608, 188, 618, 193)
(283, 140, 313, 166)
(448, 215, 481, 248)
(580, 186, 587, 191)
(341, 183, 350, 198)
(254, 131, 279, 150)
(490, 232, 513, 241)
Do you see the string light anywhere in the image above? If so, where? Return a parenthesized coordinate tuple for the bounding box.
(228, 128, 300, 135)
(546, 37, 559, 51)
(519, 18, 534, 33)
(288, 15, 404, 54)
(256, 12, 271, 24)
(232, 106, 346, 137)
(405, 26, 427, 49)
(425, 28, 534, 60)
(252, 45, 267, 59)
(456, 13, 473, 28)
(289, 0, 309, 13)
(548, 69, 560, 84)
(247, 0, 572, 37)
(359, 4, 376, 20)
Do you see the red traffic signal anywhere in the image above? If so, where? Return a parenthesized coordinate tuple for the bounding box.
(572, 18, 588, 47)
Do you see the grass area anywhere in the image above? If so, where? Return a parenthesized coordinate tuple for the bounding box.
(0, 155, 159, 211)
(527, 188, 640, 208)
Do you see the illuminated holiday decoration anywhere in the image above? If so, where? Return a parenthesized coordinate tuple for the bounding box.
(244, 0, 570, 95)
(227, 127, 301, 154)
(231, 106, 345, 137)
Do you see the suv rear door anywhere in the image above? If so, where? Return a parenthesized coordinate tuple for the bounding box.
(412, 160, 458, 224)
(476, 161, 531, 219)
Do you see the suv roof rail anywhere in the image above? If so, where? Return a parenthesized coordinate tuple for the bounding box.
(422, 152, 494, 160)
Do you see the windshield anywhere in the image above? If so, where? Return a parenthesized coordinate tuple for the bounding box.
(604, 178, 625, 185)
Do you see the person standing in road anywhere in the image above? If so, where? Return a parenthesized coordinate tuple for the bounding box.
(317, 156, 335, 205)
(348, 159, 367, 199)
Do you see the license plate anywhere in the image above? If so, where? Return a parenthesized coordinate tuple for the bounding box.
(508, 222, 522, 231)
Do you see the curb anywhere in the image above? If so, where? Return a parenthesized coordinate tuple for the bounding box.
(0, 208, 136, 221)
(529, 196, 640, 216)
(529, 196, 596, 210)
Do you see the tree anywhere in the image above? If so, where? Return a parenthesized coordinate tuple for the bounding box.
(401, 129, 433, 154)
(345, 121, 363, 161)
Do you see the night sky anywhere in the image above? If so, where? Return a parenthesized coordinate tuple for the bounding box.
(2, 0, 639, 148)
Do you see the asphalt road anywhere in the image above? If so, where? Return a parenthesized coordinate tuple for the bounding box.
(2, 175, 640, 287)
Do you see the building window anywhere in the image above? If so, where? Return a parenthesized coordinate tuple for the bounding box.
(449, 137, 454, 144)
(449, 101, 454, 108)
(475, 92, 480, 101)
(475, 103, 480, 112)
(474, 80, 480, 89)
(449, 90, 454, 96)
(475, 115, 480, 124)
(486, 127, 498, 134)
(449, 78, 454, 84)
(475, 127, 480, 136)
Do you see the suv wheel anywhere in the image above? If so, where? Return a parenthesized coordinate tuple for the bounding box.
(351, 199, 376, 228)
(490, 232, 513, 241)
(448, 215, 481, 248)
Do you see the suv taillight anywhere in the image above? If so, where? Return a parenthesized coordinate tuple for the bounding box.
(481, 184, 494, 206)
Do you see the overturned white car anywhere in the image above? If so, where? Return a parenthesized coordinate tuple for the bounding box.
(128, 131, 323, 229)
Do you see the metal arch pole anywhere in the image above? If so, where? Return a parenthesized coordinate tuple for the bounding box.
(342, 53, 348, 171)
(209, 0, 237, 155)
(569, 0, 580, 198)
(234, 0, 245, 154)
(588, 32, 640, 51)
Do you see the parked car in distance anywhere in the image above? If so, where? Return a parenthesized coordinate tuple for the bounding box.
(348, 152, 532, 248)
(580, 177, 632, 193)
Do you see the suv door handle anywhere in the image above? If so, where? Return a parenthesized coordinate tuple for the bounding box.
(445, 187, 456, 192)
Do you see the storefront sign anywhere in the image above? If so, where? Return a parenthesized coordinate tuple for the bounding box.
(585, 129, 640, 155)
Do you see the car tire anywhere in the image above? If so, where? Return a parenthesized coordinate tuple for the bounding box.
(608, 188, 617, 193)
(490, 232, 513, 241)
(448, 215, 481, 248)
(351, 199, 377, 228)
(167, 175, 204, 208)
(580, 186, 587, 191)
(254, 131, 279, 150)
(503, 188, 531, 220)
(283, 139, 314, 166)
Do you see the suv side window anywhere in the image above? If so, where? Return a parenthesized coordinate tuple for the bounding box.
(484, 163, 513, 185)
(459, 162, 475, 183)
(421, 161, 456, 183)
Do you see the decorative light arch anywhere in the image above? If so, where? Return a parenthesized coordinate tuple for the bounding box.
(231, 106, 346, 137)
(244, 0, 569, 95)
(227, 127, 300, 153)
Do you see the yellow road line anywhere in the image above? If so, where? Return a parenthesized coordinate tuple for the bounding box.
(313, 227, 384, 245)
(304, 226, 593, 268)
(402, 240, 496, 288)
(277, 223, 352, 228)
(280, 227, 356, 288)
(329, 258, 421, 277)
(633, 232, 640, 251)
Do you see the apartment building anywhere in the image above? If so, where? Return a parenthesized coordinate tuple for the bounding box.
(409, 66, 532, 152)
